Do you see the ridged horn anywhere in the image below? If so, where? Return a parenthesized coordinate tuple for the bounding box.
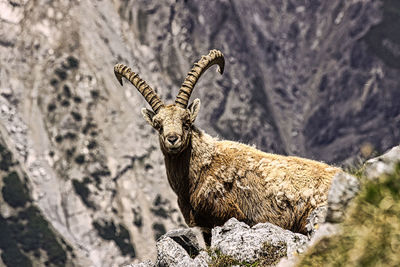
(175, 49, 224, 108)
(114, 63, 164, 113)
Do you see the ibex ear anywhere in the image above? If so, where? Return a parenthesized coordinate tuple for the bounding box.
(141, 108, 156, 126)
(188, 98, 200, 123)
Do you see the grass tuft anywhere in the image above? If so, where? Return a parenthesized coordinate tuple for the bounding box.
(299, 162, 400, 266)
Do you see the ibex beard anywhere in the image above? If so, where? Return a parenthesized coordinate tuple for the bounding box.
(114, 49, 341, 245)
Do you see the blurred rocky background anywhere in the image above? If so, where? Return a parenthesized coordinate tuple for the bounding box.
(0, 0, 399, 266)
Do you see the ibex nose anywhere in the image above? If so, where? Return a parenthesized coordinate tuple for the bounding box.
(167, 135, 179, 145)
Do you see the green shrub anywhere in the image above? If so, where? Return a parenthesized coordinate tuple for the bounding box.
(74, 154, 85, 164)
(47, 103, 57, 112)
(0, 215, 32, 267)
(2, 171, 31, 208)
(152, 222, 166, 240)
(208, 249, 260, 267)
(72, 178, 95, 209)
(93, 220, 136, 258)
(87, 140, 97, 150)
(63, 56, 79, 69)
(18, 206, 67, 266)
(0, 144, 14, 171)
(71, 111, 82, 121)
(299, 163, 400, 266)
(0, 206, 68, 266)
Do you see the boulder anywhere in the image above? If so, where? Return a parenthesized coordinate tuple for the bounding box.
(127, 146, 400, 266)
(365, 145, 400, 180)
(325, 171, 360, 223)
(211, 218, 308, 265)
(155, 229, 209, 267)
(163, 229, 200, 257)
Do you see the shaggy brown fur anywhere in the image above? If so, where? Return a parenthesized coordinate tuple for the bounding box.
(114, 50, 341, 244)
(161, 122, 340, 237)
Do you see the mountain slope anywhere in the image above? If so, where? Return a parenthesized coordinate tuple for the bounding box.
(0, 0, 399, 265)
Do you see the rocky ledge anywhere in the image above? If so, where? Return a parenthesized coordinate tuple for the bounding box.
(126, 145, 400, 266)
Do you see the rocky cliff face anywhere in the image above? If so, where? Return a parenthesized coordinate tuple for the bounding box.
(0, 0, 399, 266)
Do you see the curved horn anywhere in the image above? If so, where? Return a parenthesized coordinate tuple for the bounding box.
(114, 64, 164, 113)
(175, 49, 224, 108)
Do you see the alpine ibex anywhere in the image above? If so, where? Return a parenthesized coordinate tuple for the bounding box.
(114, 50, 341, 244)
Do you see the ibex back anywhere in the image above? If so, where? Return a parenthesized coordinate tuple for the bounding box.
(114, 50, 341, 244)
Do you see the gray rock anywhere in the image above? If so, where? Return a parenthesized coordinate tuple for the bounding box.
(193, 251, 212, 266)
(211, 218, 308, 264)
(156, 233, 209, 267)
(307, 223, 340, 248)
(163, 228, 200, 257)
(129, 228, 209, 267)
(124, 260, 155, 267)
(326, 172, 360, 223)
(365, 145, 400, 180)
(277, 223, 340, 267)
(306, 205, 327, 237)
(156, 236, 191, 267)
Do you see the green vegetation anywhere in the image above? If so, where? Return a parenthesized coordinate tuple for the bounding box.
(73, 96, 82, 103)
(55, 134, 63, 143)
(208, 241, 286, 267)
(61, 99, 70, 107)
(64, 132, 77, 140)
(90, 167, 110, 186)
(0, 143, 15, 171)
(152, 222, 166, 240)
(208, 249, 258, 267)
(0, 215, 32, 267)
(93, 220, 136, 258)
(2, 171, 31, 208)
(90, 90, 99, 99)
(71, 111, 82, 121)
(63, 85, 71, 98)
(209, 249, 258, 267)
(82, 119, 97, 134)
(151, 194, 170, 219)
(150, 206, 169, 218)
(50, 78, 58, 87)
(299, 163, 400, 266)
(65, 147, 76, 158)
(87, 140, 97, 150)
(72, 177, 95, 209)
(132, 208, 143, 228)
(18, 206, 67, 266)
(62, 56, 79, 70)
(344, 159, 366, 179)
(0, 141, 70, 266)
(259, 241, 287, 265)
(47, 103, 57, 112)
(54, 68, 67, 80)
(0, 197, 68, 267)
(74, 154, 85, 164)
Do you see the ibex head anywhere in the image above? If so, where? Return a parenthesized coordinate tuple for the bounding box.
(114, 50, 224, 154)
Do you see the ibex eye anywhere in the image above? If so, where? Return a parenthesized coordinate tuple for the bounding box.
(154, 122, 162, 131)
(183, 121, 191, 130)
